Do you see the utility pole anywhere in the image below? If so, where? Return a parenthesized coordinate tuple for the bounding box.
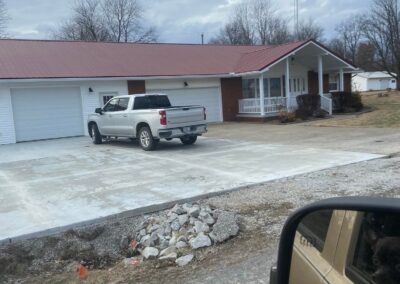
(294, 0, 299, 39)
(201, 33, 204, 45)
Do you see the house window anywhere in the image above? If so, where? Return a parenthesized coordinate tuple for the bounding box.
(270, 78, 282, 97)
(242, 79, 260, 98)
(100, 92, 118, 106)
(329, 74, 339, 91)
(289, 77, 306, 93)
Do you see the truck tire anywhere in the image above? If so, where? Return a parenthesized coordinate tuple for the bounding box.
(90, 123, 102, 144)
(180, 135, 197, 145)
(138, 126, 158, 151)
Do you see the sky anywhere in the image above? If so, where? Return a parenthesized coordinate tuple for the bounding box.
(5, 0, 372, 44)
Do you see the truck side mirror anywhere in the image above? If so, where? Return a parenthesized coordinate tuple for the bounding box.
(95, 108, 103, 115)
(271, 197, 400, 284)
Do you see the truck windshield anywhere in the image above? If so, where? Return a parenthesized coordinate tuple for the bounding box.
(133, 95, 171, 109)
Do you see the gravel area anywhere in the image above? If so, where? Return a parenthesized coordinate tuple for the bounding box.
(2, 155, 399, 284)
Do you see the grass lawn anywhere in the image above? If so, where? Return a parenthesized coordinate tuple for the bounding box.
(312, 91, 400, 128)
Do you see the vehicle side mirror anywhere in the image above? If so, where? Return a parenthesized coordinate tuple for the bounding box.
(271, 197, 400, 284)
(95, 108, 103, 115)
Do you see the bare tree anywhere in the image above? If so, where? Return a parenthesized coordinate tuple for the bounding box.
(102, 0, 157, 43)
(357, 42, 378, 71)
(209, 0, 291, 45)
(0, 0, 9, 38)
(209, 20, 252, 45)
(328, 38, 346, 58)
(53, 0, 157, 43)
(53, 0, 109, 41)
(295, 18, 323, 41)
(334, 15, 364, 64)
(363, 0, 400, 88)
(252, 0, 291, 45)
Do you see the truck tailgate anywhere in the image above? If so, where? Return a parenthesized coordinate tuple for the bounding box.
(166, 106, 205, 125)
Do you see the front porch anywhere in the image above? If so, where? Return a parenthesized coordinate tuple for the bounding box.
(238, 94, 333, 116)
(236, 41, 355, 118)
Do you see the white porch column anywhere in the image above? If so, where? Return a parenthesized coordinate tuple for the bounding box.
(259, 74, 265, 116)
(339, 68, 344, 91)
(285, 58, 290, 110)
(318, 55, 323, 96)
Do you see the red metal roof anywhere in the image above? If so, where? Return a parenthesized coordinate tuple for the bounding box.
(0, 39, 310, 79)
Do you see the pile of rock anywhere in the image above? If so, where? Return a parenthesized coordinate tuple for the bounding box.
(127, 203, 239, 267)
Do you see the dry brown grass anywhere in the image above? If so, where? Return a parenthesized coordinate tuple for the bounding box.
(312, 91, 400, 128)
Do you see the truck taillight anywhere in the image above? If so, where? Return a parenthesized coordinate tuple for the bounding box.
(159, 110, 167, 125)
(203, 107, 207, 121)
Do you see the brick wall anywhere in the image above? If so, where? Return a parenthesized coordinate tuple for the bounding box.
(220, 77, 243, 121)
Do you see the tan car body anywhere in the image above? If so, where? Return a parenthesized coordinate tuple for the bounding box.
(290, 210, 364, 284)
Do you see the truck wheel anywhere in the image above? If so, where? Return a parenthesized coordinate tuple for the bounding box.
(90, 124, 102, 144)
(180, 135, 197, 145)
(138, 126, 158, 151)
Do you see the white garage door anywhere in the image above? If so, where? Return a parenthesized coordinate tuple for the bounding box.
(11, 87, 84, 142)
(151, 87, 222, 122)
(380, 79, 390, 90)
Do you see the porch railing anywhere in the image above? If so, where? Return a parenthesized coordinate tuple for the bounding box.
(264, 97, 287, 113)
(320, 93, 333, 115)
(238, 97, 287, 114)
(238, 98, 260, 114)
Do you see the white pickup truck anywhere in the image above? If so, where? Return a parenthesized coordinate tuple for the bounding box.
(87, 94, 207, 150)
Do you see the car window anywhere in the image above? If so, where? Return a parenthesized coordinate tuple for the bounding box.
(103, 98, 118, 112)
(133, 95, 171, 110)
(115, 98, 129, 111)
(297, 210, 333, 252)
(346, 212, 400, 284)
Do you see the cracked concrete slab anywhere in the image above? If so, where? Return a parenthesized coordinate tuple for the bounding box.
(0, 136, 383, 240)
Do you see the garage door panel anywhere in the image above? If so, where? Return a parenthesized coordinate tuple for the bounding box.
(11, 87, 84, 142)
(151, 87, 222, 122)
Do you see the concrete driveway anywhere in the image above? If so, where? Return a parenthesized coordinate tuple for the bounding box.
(0, 135, 382, 240)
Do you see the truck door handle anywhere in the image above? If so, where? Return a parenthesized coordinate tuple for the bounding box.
(123, 114, 128, 117)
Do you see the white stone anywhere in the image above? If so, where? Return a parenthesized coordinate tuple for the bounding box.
(194, 221, 210, 233)
(142, 247, 159, 259)
(176, 241, 187, 249)
(175, 254, 194, 267)
(188, 206, 200, 218)
(160, 246, 176, 257)
(170, 220, 181, 231)
(178, 214, 188, 226)
(190, 233, 211, 249)
(159, 252, 177, 261)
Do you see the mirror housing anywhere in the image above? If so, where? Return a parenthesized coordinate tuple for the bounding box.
(95, 108, 103, 115)
(273, 197, 400, 284)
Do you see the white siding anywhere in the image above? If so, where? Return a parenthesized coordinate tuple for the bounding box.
(353, 75, 397, 91)
(367, 79, 381, 91)
(146, 78, 220, 90)
(352, 76, 368, 92)
(0, 87, 16, 145)
(80, 80, 128, 135)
